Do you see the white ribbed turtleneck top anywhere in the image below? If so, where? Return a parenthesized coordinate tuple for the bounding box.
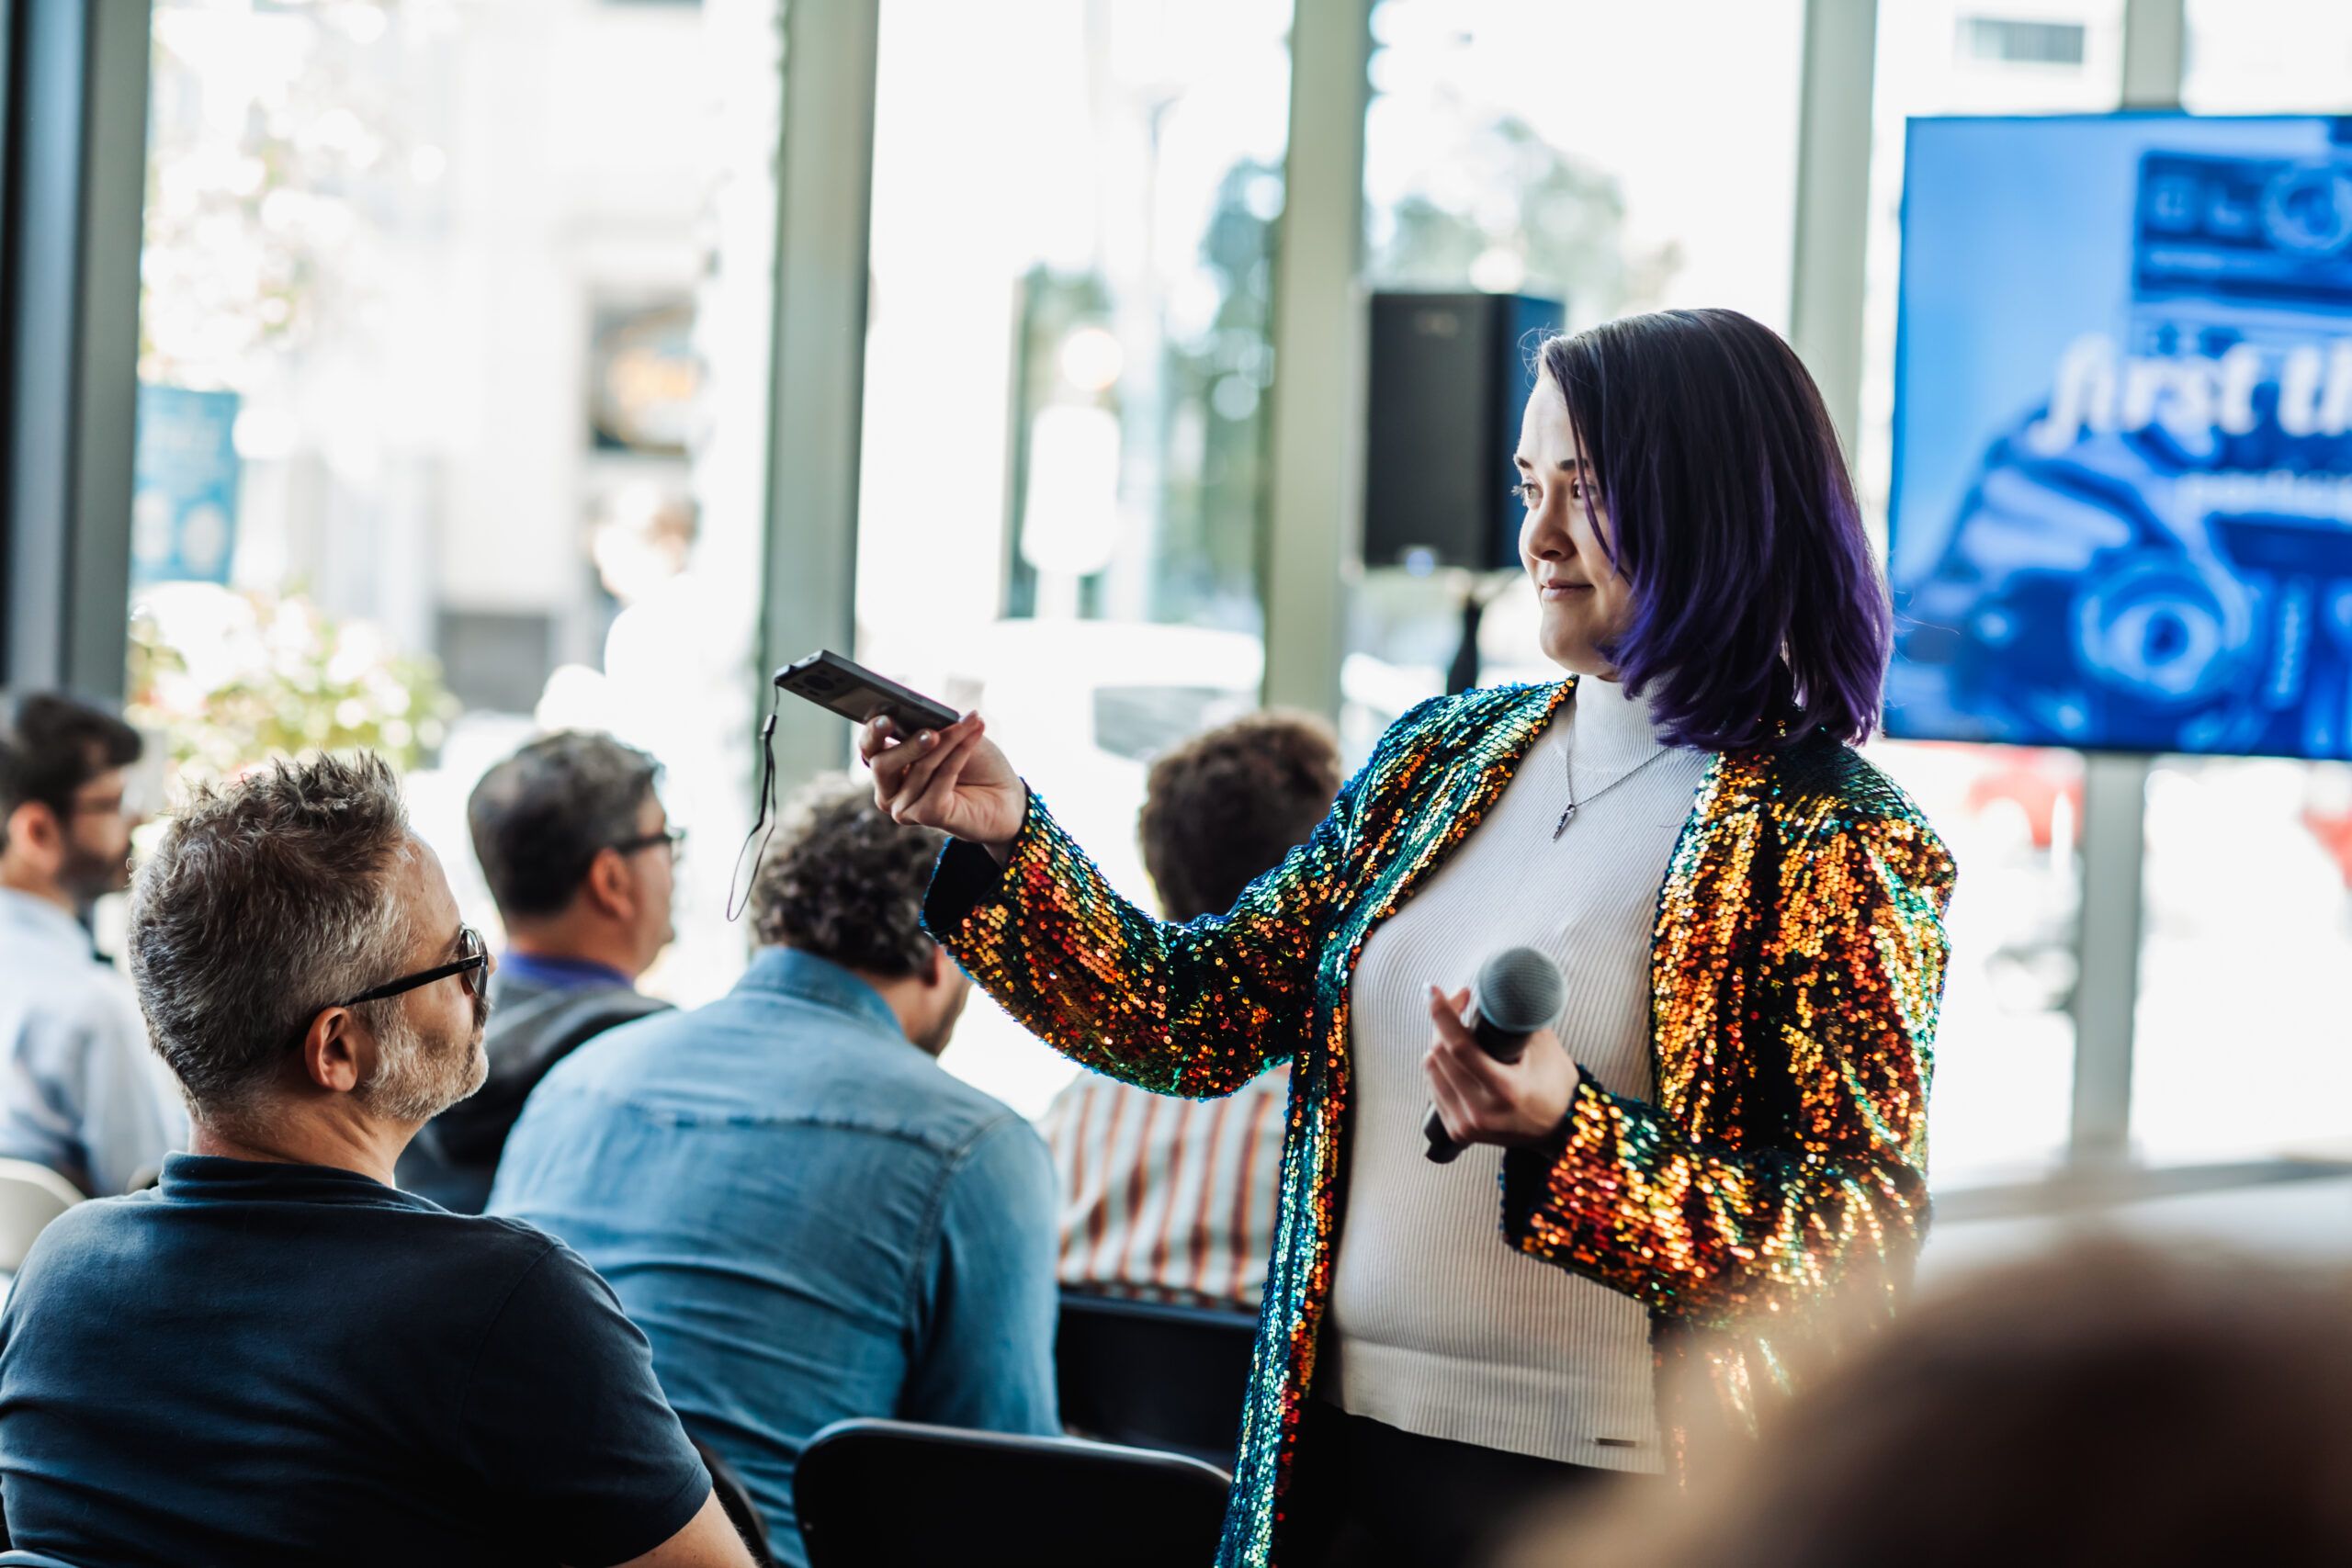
(1324, 675, 1713, 1473)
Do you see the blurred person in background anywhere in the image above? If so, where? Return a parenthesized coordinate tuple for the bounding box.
(490, 776, 1057, 1565)
(0, 693, 182, 1196)
(1512, 1242, 2352, 1568)
(1044, 711, 1341, 1313)
(400, 731, 679, 1212)
(0, 752, 753, 1567)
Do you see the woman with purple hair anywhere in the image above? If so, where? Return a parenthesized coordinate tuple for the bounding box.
(865, 308, 1956, 1568)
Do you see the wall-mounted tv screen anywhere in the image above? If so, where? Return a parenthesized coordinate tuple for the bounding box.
(1889, 113, 2352, 760)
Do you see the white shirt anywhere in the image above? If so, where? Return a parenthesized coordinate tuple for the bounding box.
(0, 888, 183, 1195)
(1326, 677, 1713, 1472)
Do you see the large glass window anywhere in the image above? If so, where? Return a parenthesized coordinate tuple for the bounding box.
(1344, 0, 1806, 761)
(1860, 0, 2126, 1188)
(1341, 4, 2089, 1189)
(1867, 741, 2084, 1185)
(1363, 0, 1804, 333)
(130, 0, 781, 1004)
(2136, 0, 2352, 1170)
(2134, 757, 2352, 1164)
(855, 0, 1293, 1114)
(2182, 0, 2352, 113)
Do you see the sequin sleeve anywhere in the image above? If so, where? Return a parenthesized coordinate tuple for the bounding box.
(922, 779, 1362, 1100)
(1500, 809, 1954, 1329)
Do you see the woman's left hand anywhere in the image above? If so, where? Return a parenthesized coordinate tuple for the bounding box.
(1422, 985, 1581, 1147)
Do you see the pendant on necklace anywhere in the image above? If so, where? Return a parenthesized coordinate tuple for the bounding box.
(1553, 802, 1577, 840)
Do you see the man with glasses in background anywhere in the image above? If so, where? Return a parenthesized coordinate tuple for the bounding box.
(401, 730, 681, 1212)
(0, 751, 756, 1567)
(0, 692, 182, 1195)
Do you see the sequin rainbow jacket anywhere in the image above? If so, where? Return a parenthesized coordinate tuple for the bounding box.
(923, 678, 1956, 1568)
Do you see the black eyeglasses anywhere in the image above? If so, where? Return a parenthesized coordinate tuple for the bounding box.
(612, 827, 687, 863)
(333, 924, 490, 1010)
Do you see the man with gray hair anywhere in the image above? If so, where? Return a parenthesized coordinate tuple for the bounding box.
(0, 753, 755, 1568)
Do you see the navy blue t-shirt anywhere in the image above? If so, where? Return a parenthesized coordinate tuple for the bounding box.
(0, 1154, 710, 1568)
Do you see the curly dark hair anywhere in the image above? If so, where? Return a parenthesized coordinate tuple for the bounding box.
(1139, 710, 1342, 922)
(752, 774, 944, 977)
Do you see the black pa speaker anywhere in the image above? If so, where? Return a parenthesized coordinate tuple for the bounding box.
(1363, 291, 1564, 573)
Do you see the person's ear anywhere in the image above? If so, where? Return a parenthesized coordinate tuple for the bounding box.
(298, 1007, 368, 1095)
(582, 846, 636, 922)
(923, 942, 952, 990)
(3, 801, 62, 869)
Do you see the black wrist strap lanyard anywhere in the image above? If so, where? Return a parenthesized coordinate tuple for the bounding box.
(726, 687, 783, 923)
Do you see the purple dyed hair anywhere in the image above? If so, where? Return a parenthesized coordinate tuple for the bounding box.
(1538, 308, 1891, 751)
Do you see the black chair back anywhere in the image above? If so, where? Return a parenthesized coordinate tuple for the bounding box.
(691, 1436, 774, 1567)
(795, 1418, 1230, 1568)
(1055, 1291, 1257, 1465)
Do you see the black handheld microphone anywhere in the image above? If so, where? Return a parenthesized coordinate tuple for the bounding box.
(1422, 946, 1566, 1165)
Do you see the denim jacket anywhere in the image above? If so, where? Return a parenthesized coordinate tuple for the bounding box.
(488, 947, 1058, 1566)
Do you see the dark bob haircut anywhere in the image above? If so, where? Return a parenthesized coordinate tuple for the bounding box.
(1538, 308, 1890, 751)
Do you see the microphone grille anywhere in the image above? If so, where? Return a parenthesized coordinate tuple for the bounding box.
(1474, 947, 1565, 1035)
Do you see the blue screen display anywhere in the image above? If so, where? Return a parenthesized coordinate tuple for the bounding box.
(1889, 113, 2352, 760)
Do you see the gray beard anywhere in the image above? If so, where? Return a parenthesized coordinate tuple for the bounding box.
(364, 1018, 489, 1124)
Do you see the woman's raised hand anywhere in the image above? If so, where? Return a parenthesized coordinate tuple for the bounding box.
(859, 712, 1028, 862)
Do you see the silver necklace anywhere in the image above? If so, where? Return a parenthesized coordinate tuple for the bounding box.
(1553, 740, 1672, 840)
